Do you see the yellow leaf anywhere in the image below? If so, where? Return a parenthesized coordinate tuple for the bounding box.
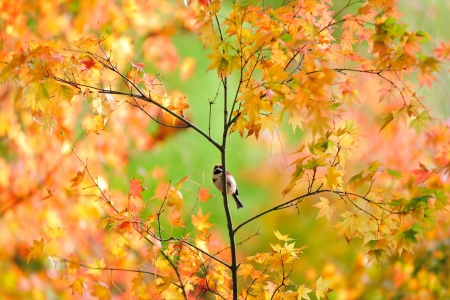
(237, 264, 254, 281)
(26, 238, 45, 264)
(273, 230, 294, 242)
(315, 277, 331, 300)
(49, 82, 76, 104)
(46, 226, 64, 239)
(206, 49, 230, 76)
(199, 20, 219, 49)
(323, 167, 343, 191)
(157, 273, 174, 292)
(261, 113, 279, 134)
(297, 284, 312, 300)
(87, 258, 106, 276)
(0, 54, 26, 83)
(90, 281, 111, 300)
(288, 110, 305, 133)
(312, 197, 335, 221)
(23, 82, 50, 112)
(82, 115, 107, 135)
(340, 211, 367, 239)
(71, 277, 84, 296)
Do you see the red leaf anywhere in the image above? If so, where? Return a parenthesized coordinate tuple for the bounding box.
(80, 56, 95, 70)
(129, 178, 145, 199)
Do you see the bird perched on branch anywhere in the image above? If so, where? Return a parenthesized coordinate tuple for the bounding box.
(212, 164, 244, 209)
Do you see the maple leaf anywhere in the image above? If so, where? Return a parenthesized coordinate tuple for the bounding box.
(403, 33, 422, 56)
(23, 82, 51, 112)
(394, 223, 424, 255)
(412, 163, 431, 184)
(50, 82, 77, 104)
(323, 167, 343, 191)
(73, 36, 99, 49)
(70, 169, 85, 188)
(70, 277, 84, 296)
(297, 284, 313, 300)
(80, 56, 96, 70)
(87, 257, 106, 276)
(0, 53, 26, 83)
(313, 197, 336, 221)
(129, 178, 145, 199)
(198, 187, 212, 202)
(156, 273, 174, 293)
(90, 281, 111, 300)
(32, 111, 57, 135)
(288, 110, 305, 133)
(273, 229, 295, 242)
(192, 208, 213, 232)
(131, 273, 146, 294)
(433, 41, 450, 60)
(46, 226, 64, 239)
(377, 86, 399, 104)
(261, 114, 279, 134)
(315, 277, 331, 300)
(339, 211, 367, 242)
(417, 55, 440, 88)
(199, 20, 219, 49)
(206, 50, 230, 76)
(379, 112, 394, 132)
(82, 115, 107, 135)
(26, 238, 44, 264)
(409, 111, 432, 134)
(237, 264, 254, 281)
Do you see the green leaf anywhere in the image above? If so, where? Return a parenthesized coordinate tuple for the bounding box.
(348, 171, 363, 184)
(423, 208, 437, 228)
(409, 111, 432, 134)
(416, 30, 432, 43)
(404, 195, 431, 212)
(389, 198, 405, 207)
(367, 161, 381, 173)
(387, 169, 402, 178)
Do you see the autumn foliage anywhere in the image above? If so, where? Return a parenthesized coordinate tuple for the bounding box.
(1, 0, 450, 299)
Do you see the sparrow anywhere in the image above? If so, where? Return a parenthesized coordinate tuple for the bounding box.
(212, 164, 244, 209)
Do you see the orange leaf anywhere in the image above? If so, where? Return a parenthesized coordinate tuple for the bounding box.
(198, 187, 212, 202)
(179, 57, 196, 80)
(433, 41, 450, 60)
(70, 169, 85, 188)
(192, 208, 213, 232)
(129, 178, 145, 199)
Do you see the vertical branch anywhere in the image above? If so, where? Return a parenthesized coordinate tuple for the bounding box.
(220, 76, 239, 299)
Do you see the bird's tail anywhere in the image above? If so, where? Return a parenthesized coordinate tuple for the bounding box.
(232, 194, 244, 209)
